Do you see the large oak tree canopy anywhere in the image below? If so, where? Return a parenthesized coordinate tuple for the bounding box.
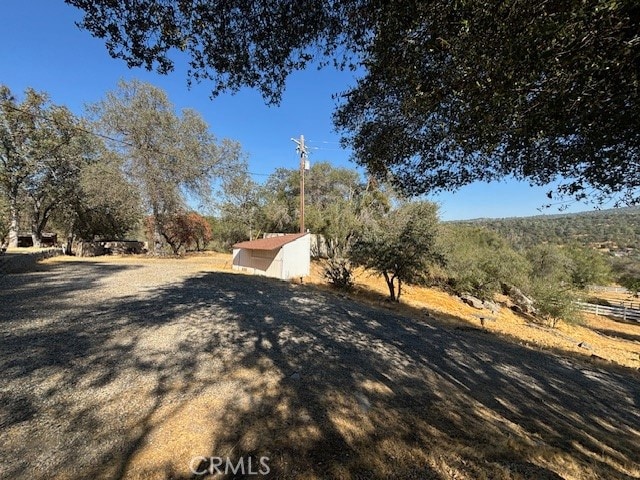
(66, 0, 640, 204)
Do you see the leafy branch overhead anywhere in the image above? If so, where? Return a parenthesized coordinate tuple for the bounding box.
(67, 0, 640, 204)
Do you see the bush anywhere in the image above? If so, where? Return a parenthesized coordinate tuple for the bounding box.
(530, 281, 582, 328)
(440, 226, 530, 300)
(324, 257, 354, 291)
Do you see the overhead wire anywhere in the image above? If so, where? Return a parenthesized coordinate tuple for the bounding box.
(3, 103, 274, 178)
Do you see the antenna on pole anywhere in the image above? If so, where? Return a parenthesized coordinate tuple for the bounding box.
(291, 135, 308, 233)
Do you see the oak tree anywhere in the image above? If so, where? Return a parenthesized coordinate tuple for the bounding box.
(67, 0, 640, 204)
(350, 201, 443, 302)
(90, 79, 242, 253)
(0, 85, 95, 247)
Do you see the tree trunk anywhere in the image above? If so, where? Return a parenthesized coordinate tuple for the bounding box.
(31, 201, 50, 249)
(65, 219, 75, 255)
(397, 278, 402, 302)
(8, 197, 19, 247)
(154, 223, 163, 254)
(31, 231, 42, 248)
(152, 208, 164, 254)
(31, 219, 43, 248)
(383, 271, 397, 302)
(163, 235, 181, 255)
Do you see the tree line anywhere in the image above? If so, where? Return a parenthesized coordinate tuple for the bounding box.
(0, 80, 241, 254)
(212, 161, 618, 326)
(453, 208, 640, 297)
(454, 208, 640, 252)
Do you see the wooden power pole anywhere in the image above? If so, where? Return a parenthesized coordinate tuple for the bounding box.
(291, 135, 308, 233)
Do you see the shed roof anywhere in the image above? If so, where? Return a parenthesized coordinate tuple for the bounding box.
(233, 233, 307, 251)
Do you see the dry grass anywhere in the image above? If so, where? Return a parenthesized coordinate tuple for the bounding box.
(1, 252, 638, 480)
(308, 261, 640, 370)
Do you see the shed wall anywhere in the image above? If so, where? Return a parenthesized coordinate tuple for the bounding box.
(232, 248, 282, 278)
(281, 235, 311, 279)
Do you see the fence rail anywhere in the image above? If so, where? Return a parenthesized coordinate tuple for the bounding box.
(576, 302, 640, 322)
(587, 285, 629, 294)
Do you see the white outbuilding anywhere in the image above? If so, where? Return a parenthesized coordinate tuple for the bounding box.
(232, 233, 310, 280)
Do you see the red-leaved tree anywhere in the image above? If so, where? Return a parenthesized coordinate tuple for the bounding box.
(146, 212, 212, 254)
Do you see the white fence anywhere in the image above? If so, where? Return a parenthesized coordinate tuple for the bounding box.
(587, 285, 629, 294)
(576, 302, 640, 323)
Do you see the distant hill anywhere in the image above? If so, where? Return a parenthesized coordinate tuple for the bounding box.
(449, 206, 640, 252)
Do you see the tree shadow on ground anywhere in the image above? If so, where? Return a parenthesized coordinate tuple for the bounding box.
(1, 269, 639, 479)
(592, 327, 640, 344)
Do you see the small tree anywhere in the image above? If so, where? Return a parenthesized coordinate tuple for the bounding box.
(619, 275, 640, 298)
(565, 245, 611, 289)
(530, 281, 582, 328)
(146, 211, 212, 255)
(614, 259, 640, 298)
(440, 225, 531, 300)
(526, 244, 583, 327)
(350, 201, 443, 302)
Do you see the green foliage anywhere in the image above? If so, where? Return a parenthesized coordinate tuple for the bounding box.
(259, 162, 364, 237)
(0, 85, 97, 246)
(52, 152, 142, 241)
(323, 257, 354, 291)
(334, 1, 640, 205)
(612, 258, 640, 296)
(90, 80, 242, 253)
(215, 161, 266, 249)
(524, 244, 588, 327)
(525, 243, 611, 290)
(454, 207, 640, 251)
(620, 275, 640, 297)
(350, 201, 443, 302)
(68, 0, 640, 204)
(227, 163, 392, 259)
(530, 281, 582, 328)
(565, 245, 611, 289)
(440, 226, 530, 300)
(203, 216, 231, 252)
(526, 244, 573, 284)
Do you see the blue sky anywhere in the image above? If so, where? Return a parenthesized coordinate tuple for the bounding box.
(1, 0, 597, 220)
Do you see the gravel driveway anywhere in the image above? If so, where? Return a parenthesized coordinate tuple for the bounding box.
(1, 258, 639, 480)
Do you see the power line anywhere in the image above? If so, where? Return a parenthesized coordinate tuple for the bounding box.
(309, 146, 344, 152)
(306, 140, 341, 145)
(5, 103, 275, 178)
(4, 104, 140, 151)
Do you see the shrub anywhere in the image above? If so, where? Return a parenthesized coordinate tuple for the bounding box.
(324, 257, 354, 291)
(530, 281, 582, 328)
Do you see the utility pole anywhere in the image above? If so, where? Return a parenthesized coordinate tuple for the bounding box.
(291, 135, 309, 233)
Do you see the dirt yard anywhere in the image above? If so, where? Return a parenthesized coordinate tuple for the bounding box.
(0, 254, 639, 479)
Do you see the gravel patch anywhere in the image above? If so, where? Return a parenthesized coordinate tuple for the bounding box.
(0, 257, 639, 479)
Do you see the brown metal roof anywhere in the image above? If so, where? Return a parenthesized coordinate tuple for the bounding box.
(233, 233, 308, 250)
